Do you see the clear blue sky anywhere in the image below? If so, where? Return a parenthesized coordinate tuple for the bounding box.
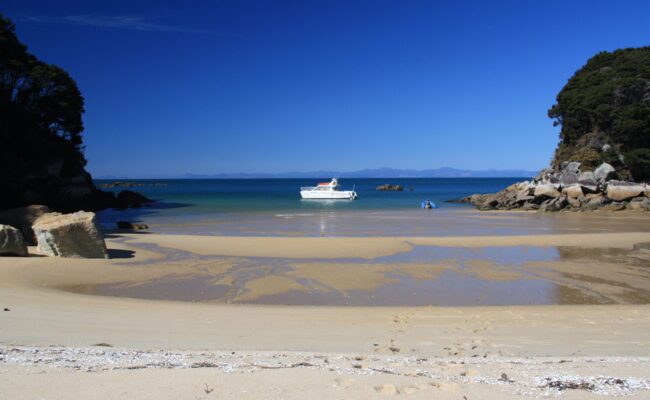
(4, 1, 650, 177)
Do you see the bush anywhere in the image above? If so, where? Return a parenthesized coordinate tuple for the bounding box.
(625, 148, 650, 182)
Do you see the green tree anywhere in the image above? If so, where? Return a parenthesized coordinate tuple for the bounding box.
(0, 14, 89, 209)
(548, 46, 650, 180)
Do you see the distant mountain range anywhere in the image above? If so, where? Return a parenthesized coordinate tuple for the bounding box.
(97, 167, 538, 179)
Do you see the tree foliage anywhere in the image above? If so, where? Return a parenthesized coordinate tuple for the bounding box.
(1, 14, 88, 207)
(548, 46, 650, 179)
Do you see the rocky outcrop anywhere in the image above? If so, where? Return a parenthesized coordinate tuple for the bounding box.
(458, 162, 650, 212)
(116, 190, 153, 209)
(100, 181, 167, 189)
(0, 224, 28, 256)
(376, 184, 404, 191)
(594, 163, 617, 181)
(116, 221, 149, 230)
(606, 182, 645, 201)
(33, 211, 108, 258)
(0, 205, 51, 245)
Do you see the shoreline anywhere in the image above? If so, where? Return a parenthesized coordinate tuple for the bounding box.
(3, 228, 650, 397)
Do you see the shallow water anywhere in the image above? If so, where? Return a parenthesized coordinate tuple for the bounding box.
(87, 242, 650, 306)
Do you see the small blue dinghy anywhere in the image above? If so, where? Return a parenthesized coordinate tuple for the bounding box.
(421, 199, 437, 209)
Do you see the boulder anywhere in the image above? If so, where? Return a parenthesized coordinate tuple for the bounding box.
(534, 184, 561, 198)
(567, 196, 582, 209)
(594, 163, 616, 181)
(578, 171, 598, 186)
(516, 191, 535, 203)
(470, 194, 500, 210)
(540, 196, 568, 212)
(0, 225, 28, 256)
(0, 205, 51, 245)
(562, 185, 584, 198)
(33, 211, 108, 258)
(558, 172, 578, 185)
(505, 181, 530, 192)
(560, 161, 581, 174)
(117, 221, 149, 230)
(606, 182, 645, 202)
(534, 168, 553, 183)
(580, 184, 600, 194)
(116, 190, 153, 209)
(582, 195, 611, 210)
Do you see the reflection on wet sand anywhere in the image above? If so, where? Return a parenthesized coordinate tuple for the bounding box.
(84, 238, 650, 306)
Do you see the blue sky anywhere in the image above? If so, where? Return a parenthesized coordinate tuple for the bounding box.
(4, 1, 650, 177)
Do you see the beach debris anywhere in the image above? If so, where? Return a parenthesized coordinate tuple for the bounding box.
(3, 308, 9, 311)
(92, 343, 113, 347)
(388, 346, 400, 353)
(0, 224, 28, 256)
(191, 361, 219, 368)
(431, 382, 459, 392)
(4, 346, 650, 397)
(203, 383, 214, 394)
(33, 211, 108, 258)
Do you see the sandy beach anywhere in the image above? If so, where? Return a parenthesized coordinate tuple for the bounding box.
(3, 227, 650, 398)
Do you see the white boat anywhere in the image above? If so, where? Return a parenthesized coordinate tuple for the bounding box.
(300, 178, 357, 199)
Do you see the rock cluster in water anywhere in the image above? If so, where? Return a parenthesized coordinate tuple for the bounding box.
(100, 181, 167, 189)
(376, 184, 404, 191)
(458, 162, 650, 212)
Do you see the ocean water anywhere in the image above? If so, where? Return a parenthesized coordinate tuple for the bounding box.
(95, 178, 529, 236)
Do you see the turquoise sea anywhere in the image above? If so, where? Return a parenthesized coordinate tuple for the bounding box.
(95, 178, 529, 236)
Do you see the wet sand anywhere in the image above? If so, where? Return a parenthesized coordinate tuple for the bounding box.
(3, 227, 650, 398)
(77, 232, 650, 306)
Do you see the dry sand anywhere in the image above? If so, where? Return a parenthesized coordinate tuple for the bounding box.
(2, 231, 650, 398)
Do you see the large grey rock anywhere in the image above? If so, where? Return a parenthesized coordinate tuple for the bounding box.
(540, 196, 568, 212)
(0, 205, 51, 245)
(534, 168, 553, 183)
(563, 185, 584, 198)
(33, 211, 108, 258)
(0, 224, 28, 256)
(534, 184, 561, 198)
(606, 182, 645, 202)
(560, 161, 581, 174)
(567, 196, 582, 209)
(558, 172, 579, 185)
(578, 171, 598, 186)
(594, 163, 616, 181)
(582, 195, 611, 210)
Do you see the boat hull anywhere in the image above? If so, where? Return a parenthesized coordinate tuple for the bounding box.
(300, 190, 357, 199)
